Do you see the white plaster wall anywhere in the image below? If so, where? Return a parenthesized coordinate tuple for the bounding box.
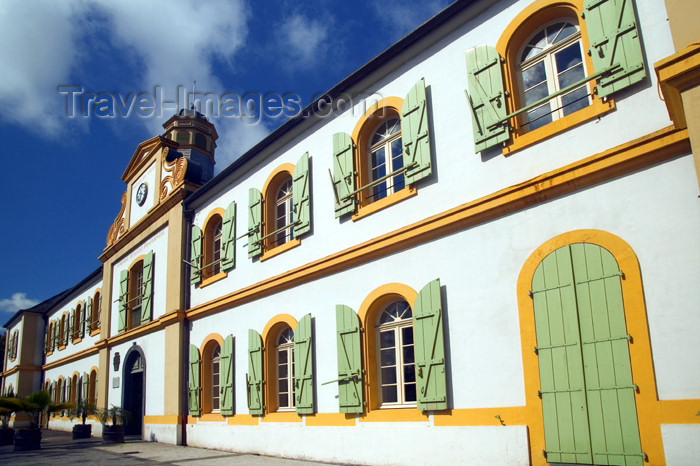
(661, 424, 700, 466)
(191, 0, 676, 315)
(129, 162, 157, 226)
(108, 331, 166, 417)
(111, 226, 169, 334)
(4, 319, 22, 372)
(187, 423, 529, 465)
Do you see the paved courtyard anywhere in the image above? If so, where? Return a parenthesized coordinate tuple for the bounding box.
(1, 429, 337, 465)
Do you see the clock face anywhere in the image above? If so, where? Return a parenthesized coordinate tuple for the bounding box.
(136, 183, 148, 206)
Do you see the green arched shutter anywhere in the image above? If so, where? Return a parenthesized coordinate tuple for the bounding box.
(413, 279, 448, 411)
(533, 244, 642, 465)
(141, 251, 154, 323)
(335, 304, 364, 413)
(190, 224, 203, 284)
(294, 313, 314, 415)
(188, 344, 201, 417)
(247, 329, 264, 415)
(584, 0, 646, 98)
(69, 308, 75, 342)
(402, 78, 433, 185)
(118, 270, 128, 333)
(293, 152, 311, 237)
(332, 132, 356, 217)
(221, 202, 237, 271)
(79, 301, 86, 338)
(220, 334, 235, 416)
(82, 372, 89, 403)
(248, 188, 263, 258)
(465, 45, 510, 152)
(85, 298, 92, 334)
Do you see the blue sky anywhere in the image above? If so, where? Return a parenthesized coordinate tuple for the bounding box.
(0, 0, 451, 322)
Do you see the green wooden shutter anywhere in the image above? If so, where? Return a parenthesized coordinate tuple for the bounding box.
(190, 224, 203, 284)
(188, 344, 201, 416)
(294, 313, 314, 415)
(69, 308, 75, 342)
(292, 152, 311, 237)
(248, 188, 263, 258)
(584, 0, 646, 98)
(220, 334, 235, 416)
(82, 372, 89, 402)
(51, 321, 58, 350)
(247, 329, 264, 415)
(79, 301, 86, 338)
(402, 78, 433, 185)
(65, 377, 72, 414)
(532, 246, 592, 464)
(221, 202, 237, 271)
(332, 132, 356, 218)
(86, 298, 92, 334)
(335, 304, 364, 413)
(141, 251, 154, 323)
(118, 270, 128, 333)
(465, 45, 510, 152)
(413, 279, 448, 411)
(570, 243, 643, 465)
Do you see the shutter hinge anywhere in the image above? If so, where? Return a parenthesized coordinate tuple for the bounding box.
(528, 290, 533, 298)
(533, 346, 538, 354)
(537, 389, 542, 398)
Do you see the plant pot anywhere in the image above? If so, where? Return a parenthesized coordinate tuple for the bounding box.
(0, 428, 15, 446)
(102, 424, 124, 444)
(72, 423, 92, 439)
(14, 427, 42, 451)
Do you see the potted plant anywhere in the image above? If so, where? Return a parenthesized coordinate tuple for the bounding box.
(0, 394, 17, 446)
(69, 401, 96, 439)
(10, 390, 72, 451)
(97, 405, 130, 444)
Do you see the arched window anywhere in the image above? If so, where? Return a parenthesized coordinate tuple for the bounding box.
(211, 345, 221, 411)
(203, 215, 223, 279)
(275, 327, 295, 411)
(200, 339, 223, 414)
(70, 374, 78, 404)
(118, 252, 154, 332)
(91, 291, 101, 333)
(60, 314, 67, 348)
(89, 369, 97, 405)
(129, 260, 144, 329)
(367, 116, 405, 202)
(273, 176, 294, 247)
(73, 303, 82, 341)
(376, 300, 416, 406)
(518, 19, 589, 132)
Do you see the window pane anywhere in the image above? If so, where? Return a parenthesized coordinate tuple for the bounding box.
(278, 350, 287, 364)
(546, 22, 565, 45)
(401, 327, 413, 345)
(380, 330, 395, 349)
(522, 62, 546, 90)
(555, 43, 583, 74)
(279, 379, 288, 394)
(381, 367, 397, 384)
(562, 86, 589, 116)
(382, 385, 398, 403)
(526, 104, 553, 131)
(524, 81, 549, 106)
(404, 383, 417, 402)
(403, 345, 415, 364)
(404, 364, 416, 383)
(372, 147, 386, 171)
(279, 394, 287, 407)
(557, 63, 585, 89)
(381, 348, 396, 366)
(557, 22, 577, 43)
(278, 364, 287, 378)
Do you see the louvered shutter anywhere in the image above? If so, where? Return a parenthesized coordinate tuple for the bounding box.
(86, 298, 92, 334)
(82, 372, 89, 403)
(65, 378, 72, 415)
(188, 344, 201, 416)
(44, 326, 50, 354)
(332, 132, 356, 217)
(221, 202, 237, 271)
(190, 224, 203, 284)
(246, 329, 264, 415)
(118, 270, 128, 333)
(335, 305, 364, 413)
(402, 78, 433, 184)
(292, 152, 311, 237)
(220, 334, 235, 416)
(584, 0, 646, 98)
(413, 279, 448, 411)
(51, 321, 58, 350)
(141, 251, 154, 323)
(69, 308, 75, 342)
(465, 45, 510, 152)
(79, 301, 86, 338)
(248, 188, 263, 258)
(294, 313, 314, 415)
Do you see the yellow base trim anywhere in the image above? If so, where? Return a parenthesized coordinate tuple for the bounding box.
(196, 413, 226, 423)
(226, 415, 259, 425)
(360, 408, 429, 422)
(656, 399, 700, 424)
(200, 271, 228, 288)
(352, 185, 417, 221)
(433, 407, 530, 427)
(304, 413, 356, 426)
(261, 411, 302, 422)
(655, 44, 700, 129)
(260, 238, 301, 262)
(143, 415, 182, 425)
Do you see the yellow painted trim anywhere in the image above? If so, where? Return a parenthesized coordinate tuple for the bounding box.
(0, 364, 42, 377)
(42, 345, 100, 370)
(261, 411, 302, 423)
(259, 237, 300, 262)
(655, 44, 700, 129)
(260, 162, 298, 259)
(226, 414, 259, 425)
(187, 126, 689, 324)
(198, 333, 224, 354)
(200, 207, 226, 283)
(261, 314, 299, 342)
(656, 399, 700, 424)
(304, 413, 356, 427)
(351, 185, 417, 221)
(262, 163, 296, 196)
(360, 408, 429, 423)
(197, 413, 226, 423)
(357, 283, 418, 413)
(516, 230, 666, 466)
(199, 333, 224, 414)
(261, 314, 298, 414)
(200, 271, 228, 288)
(495, 0, 614, 154)
(143, 415, 182, 425)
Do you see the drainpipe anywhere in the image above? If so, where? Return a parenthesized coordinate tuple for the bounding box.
(181, 207, 194, 446)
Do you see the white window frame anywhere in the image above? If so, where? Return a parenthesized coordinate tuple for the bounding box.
(376, 300, 416, 408)
(368, 117, 404, 202)
(276, 327, 295, 411)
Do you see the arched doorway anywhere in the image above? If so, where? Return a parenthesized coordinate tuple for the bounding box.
(122, 347, 145, 436)
(531, 242, 642, 465)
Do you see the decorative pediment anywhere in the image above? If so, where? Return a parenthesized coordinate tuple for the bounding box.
(121, 136, 178, 183)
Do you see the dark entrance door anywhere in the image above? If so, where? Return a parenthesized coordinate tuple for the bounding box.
(123, 352, 144, 436)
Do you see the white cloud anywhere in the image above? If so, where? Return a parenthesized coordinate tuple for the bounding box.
(0, 293, 39, 315)
(278, 14, 329, 67)
(372, 0, 451, 39)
